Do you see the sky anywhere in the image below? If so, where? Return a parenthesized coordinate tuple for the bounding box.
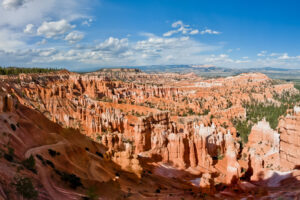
(1, 0, 300, 70)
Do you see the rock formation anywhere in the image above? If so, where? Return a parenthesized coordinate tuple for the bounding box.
(0, 69, 299, 199)
(279, 107, 300, 171)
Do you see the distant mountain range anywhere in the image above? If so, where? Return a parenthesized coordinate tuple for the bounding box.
(136, 65, 300, 79)
(84, 65, 300, 80)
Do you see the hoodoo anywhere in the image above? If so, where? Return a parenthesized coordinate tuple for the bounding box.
(0, 69, 299, 199)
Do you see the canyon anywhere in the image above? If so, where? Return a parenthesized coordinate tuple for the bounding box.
(0, 68, 300, 199)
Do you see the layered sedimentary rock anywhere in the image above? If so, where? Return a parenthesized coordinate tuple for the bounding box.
(0, 90, 209, 200)
(0, 93, 14, 113)
(1, 69, 300, 199)
(242, 109, 300, 182)
(111, 143, 143, 177)
(243, 120, 280, 181)
(279, 107, 300, 171)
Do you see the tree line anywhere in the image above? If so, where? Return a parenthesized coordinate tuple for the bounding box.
(0, 67, 62, 75)
(234, 91, 300, 144)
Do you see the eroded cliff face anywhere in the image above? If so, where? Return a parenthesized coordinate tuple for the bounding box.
(1, 70, 300, 199)
(279, 107, 300, 171)
(0, 88, 212, 200)
(5, 73, 297, 170)
(238, 107, 300, 184)
(242, 120, 280, 181)
(0, 91, 127, 199)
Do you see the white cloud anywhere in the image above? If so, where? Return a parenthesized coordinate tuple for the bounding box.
(0, 29, 25, 50)
(278, 53, 290, 60)
(203, 54, 253, 65)
(257, 50, 267, 57)
(163, 21, 220, 37)
(270, 53, 279, 57)
(190, 29, 199, 35)
(2, 5, 300, 70)
(163, 20, 192, 36)
(24, 23, 34, 34)
(36, 39, 47, 45)
(37, 19, 75, 38)
(172, 20, 184, 28)
(235, 59, 250, 63)
(163, 30, 178, 37)
(94, 37, 129, 54)
(0, 34, 220, 67)
(0, 0, 91, 28)
(205, 54, 232, 62)
(262, 52, 298, 61)
(2, 33, 300, 69)
(0, 0, 92, 59)
(65, 31, 84, 43)
(38, 48, 58, 57)
(200, 29, 220, 35)
(2, 0, 26, 10)
(82, 18, 93, 26)
(131, 35, 220, 65)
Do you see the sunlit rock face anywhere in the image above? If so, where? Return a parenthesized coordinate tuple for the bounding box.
(241, 111, 300, 181)
(243, 120, 280, 181)
(278, 108, 300, 171)
(0, 94, 14, 113)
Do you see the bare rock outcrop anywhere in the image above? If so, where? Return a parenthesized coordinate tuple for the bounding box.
(279, 108, 300, 171)
(243, 119, 280, 181)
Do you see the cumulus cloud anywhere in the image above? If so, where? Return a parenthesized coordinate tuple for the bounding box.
(2, 0, 26, 10)
(171, 20, 184, 28)
(37, 19, 75, 38)
(2, 4, 300, 70)
(2, 32, 300, 69)
(260, 52, 298, 61)
(0, 0, 92, 28)
(0, 34, 221, 67)
(203, 54, 252, 65)
(172, 20, 190, 34)
(130, 35, 220, 65)
(278, 53, 290, 60)
(163, 20, 220, 37)
(65, 31, 84, 43)
(93, 37, 129, 58)
(163, 20, 191, 36)
(190, 29, 199, 35)
(200, 29, 220, 35)
(24, 23, 34, 34)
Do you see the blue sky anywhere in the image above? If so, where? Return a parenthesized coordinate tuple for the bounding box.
(1, 0, 300, 70)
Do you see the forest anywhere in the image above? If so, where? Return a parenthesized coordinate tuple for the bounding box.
(0, 67, 61, 75)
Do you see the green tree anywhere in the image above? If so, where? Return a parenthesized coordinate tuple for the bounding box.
(22, 155, 37, 173)
(13, 176, 38, 199)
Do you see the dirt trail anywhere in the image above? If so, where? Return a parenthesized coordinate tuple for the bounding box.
(24, 141, 85, 200)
